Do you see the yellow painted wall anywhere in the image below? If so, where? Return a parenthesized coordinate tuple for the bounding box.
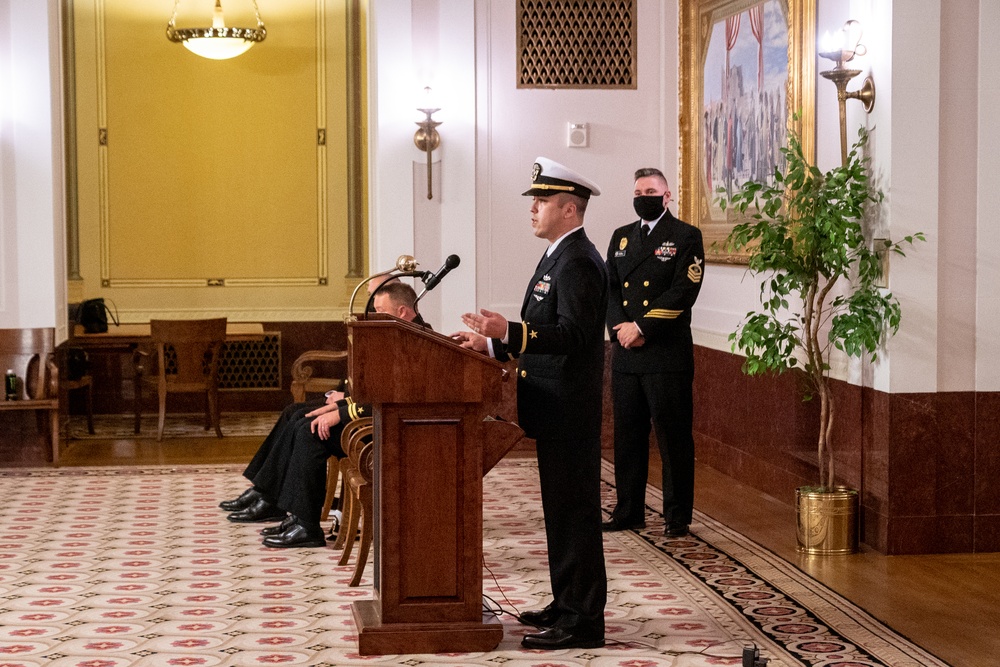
(71, 0, 363, 320)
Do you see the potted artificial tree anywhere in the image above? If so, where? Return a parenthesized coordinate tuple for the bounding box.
(720, 126, 923, 554)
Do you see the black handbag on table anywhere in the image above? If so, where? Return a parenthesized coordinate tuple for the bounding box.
(74, 298, 120, 334)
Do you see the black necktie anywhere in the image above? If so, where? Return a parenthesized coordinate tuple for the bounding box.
(641, 224, 650, 242)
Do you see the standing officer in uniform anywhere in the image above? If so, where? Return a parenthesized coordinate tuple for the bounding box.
(453, 157, 608, 650)
(602, 167, 704, 538)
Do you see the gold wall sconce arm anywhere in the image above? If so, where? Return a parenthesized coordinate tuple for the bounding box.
(414, 107, 441, 200)
(819, 20, 876, 165)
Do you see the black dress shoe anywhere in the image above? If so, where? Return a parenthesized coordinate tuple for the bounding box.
(227, 497, 286, 523)
(260, 515, 296, 537)
(664, 522, 690, 537)
(601, 517, 645, 532)
(219, 487, 261, 512)
(518, 603, 561, 628)
(521, 627, 604, 650)
(262, 520, 327, 549)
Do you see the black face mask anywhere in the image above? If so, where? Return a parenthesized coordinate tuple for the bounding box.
(633, 195, 665, 221)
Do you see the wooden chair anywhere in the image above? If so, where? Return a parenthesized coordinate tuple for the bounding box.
(0, 328, 60, 463)
(135, 318, 227, 441)
(62, 375, 95, 435)
(327, 416, 371, 535)
(62, 348, 94, 436)
(332, 416, 374, 586)
(289, 349, 349, 522)
(289, 350, 348, 403)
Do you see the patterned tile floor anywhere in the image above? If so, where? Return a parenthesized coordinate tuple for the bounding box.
(0, 460, 947, 666)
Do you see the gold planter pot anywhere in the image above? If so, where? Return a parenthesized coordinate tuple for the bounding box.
(795, 487, 859, 555)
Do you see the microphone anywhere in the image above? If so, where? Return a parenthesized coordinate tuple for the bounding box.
(422, 255, 461, 292)
(415, 255, 460, 302)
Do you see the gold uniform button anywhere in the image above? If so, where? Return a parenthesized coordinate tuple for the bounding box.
(644, 280, 650, 287)
(623, 300, 628, 306)
(520, 370, 527, 378)
(624, 281, 629, 288)
(643, 300, 649, 306)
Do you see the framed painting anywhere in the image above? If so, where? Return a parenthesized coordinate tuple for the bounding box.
(679, 0, 815, 263)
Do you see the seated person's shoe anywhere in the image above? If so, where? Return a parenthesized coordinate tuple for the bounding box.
(219, 487, 260, 512)
(260, 514, 296, 537)
(227, 497, 286, 523)
(262, 519, 327, 549)
(521, 627, 604, 650)
(601, 516, 645, 532)
(518, 603, 561, 628)
(664, 522, 690, 537)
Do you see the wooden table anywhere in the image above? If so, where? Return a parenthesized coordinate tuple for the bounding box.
(71, 323, 266, 433)
(72, 322, 265, 345)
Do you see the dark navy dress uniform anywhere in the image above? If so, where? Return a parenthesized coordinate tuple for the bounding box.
(605, 209, 704, 527)
(489, 158, 609, 643)
(493, 228, 608, 639)
(244, 394, 369, 524)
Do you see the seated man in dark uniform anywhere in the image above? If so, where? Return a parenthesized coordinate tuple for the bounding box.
(218, 281, 428, 548)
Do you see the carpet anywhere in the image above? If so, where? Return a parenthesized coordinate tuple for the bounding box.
(67, 413, 280, 440)
(0, 459, 947, 666)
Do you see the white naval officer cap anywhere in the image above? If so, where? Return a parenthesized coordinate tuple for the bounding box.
(522, 157, 602, 200)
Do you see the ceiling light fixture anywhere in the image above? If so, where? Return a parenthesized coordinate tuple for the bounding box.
(166, 0, 266, 61)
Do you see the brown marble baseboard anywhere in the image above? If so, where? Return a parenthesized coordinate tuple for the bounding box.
(691, 345, 1000, 555)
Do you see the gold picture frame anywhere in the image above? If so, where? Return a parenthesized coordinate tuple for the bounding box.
(679, 0, 815, 263)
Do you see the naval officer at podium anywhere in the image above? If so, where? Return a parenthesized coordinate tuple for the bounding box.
(454, 157, 608, 650)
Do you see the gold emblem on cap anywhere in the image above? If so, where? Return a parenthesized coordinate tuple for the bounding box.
(531, 162, 542, 181)
(620, 238, 628, 251)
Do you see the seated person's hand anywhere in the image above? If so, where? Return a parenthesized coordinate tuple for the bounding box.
(305, 403, 336, 418)
(450, 330, 488, 353)
(310, 410, 342, 441)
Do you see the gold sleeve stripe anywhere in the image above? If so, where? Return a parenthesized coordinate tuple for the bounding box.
(348, 403, 357, 420)
(645, 309, 682, 320)
(519, 321, 529, 354)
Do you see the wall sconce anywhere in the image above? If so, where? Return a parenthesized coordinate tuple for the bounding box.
(413, 88, 442, 200)
(819, 20, 876, 165)
(166, 0, 266, 61)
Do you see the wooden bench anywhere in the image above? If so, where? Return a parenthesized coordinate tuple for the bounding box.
(0, 328, 60, 463)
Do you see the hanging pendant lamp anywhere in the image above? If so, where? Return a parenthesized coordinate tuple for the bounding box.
(166, 0, 266, 61)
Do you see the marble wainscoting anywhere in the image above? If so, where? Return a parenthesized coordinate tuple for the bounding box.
(691, 344, 1000, 555)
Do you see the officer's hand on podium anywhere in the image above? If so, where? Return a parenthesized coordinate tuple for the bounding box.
(450, 330, 488, 353)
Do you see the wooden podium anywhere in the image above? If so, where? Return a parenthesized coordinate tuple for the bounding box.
(347, 314, 524, 655)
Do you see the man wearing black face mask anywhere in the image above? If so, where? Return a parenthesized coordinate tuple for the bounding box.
(603, 167, 704, 538)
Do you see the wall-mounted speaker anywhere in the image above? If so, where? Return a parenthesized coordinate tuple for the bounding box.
(567, 122, 589, 148)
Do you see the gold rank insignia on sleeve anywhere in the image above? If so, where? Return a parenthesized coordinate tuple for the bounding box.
(645, 309, 683, 320)
(519, 321, 529, 354)
(687, 257, 703, 283)
(530, 330, 538, 339)
(619, 237, 628, 250)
